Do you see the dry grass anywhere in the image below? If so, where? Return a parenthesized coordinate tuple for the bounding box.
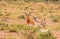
(0, 0, 60, 39)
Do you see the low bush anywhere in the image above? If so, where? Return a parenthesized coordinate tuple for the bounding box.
(0, 24, 56, 39)
(50, 15, 60, 22)
(37, 31, 55, 39)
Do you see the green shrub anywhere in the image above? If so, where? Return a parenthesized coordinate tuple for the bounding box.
(19, 15, 25, 19)
(37, 31, 56, 39)
(0, 22, 8, 30)
(53, 15, 60, 22)
(18, 15, 25, 19)
(0, 13, 4, 16)
(50, 15, 60, 22)
(0, 24, 56, 39)
(9, 29, 17, 32)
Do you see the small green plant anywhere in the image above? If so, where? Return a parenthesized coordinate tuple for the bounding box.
(9, 29, 17, 32)
(20, 15, 25, 19)
(53, 15, 60, 22)
(38, 31, 56, 39)
(0, 13, 4, 16)
(49, 10, 53, 13)
(0, 24, 56, 39)
(0, 22, 8, 30)
(7, 25, 18, 32)
(50, 15, 60, 22)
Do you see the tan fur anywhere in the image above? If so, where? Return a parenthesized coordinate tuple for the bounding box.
(25, 13, 35, 25)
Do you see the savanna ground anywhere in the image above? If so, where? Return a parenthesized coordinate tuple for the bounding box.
(0, 0, 60, 39)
